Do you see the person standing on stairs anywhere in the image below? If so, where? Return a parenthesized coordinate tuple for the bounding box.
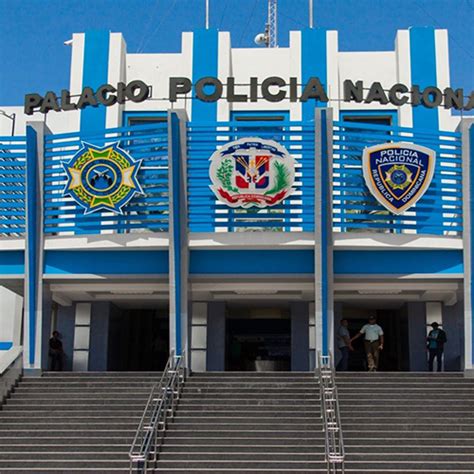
(351, 316, 384, 372)
(427, 322, 447, 372)
(336, 319, 353, 371)
(49, 331, 64, 371)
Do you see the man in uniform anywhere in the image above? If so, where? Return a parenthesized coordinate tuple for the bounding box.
(351, 316, 384, 372)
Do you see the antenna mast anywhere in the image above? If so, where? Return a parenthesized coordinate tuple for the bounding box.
(266, 0, 278, 47)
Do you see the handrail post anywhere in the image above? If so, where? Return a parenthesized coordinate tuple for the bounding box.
(317, 350, 345, 473)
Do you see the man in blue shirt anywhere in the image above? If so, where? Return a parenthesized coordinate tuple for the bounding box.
(427, 322, 447, 372)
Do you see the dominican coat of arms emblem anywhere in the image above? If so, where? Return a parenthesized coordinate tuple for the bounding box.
(62, 142, 143, 214)
(362, 142, 436, 215)
(209, 137, 295, 208)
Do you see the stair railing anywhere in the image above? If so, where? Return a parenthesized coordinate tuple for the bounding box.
(317, 351, 345, 474)
(129, 350, 186, 473)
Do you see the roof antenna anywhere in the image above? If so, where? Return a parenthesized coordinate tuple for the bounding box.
(254, 0, 278, 47)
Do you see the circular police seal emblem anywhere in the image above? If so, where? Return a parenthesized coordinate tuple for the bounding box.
(209, 137, 295, 208)
(62, 142, 143, 214)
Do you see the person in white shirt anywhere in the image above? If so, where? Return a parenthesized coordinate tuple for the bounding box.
(351, 316, 384, 372)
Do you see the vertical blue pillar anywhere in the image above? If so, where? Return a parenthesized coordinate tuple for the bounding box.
(409, 27, 440, 231)
(168, 110, 189, 360)
(301, 28, 327, 121)
(24, 123, 48, 371)
(314, 108, 334, 361)
(192, 29, 219, 122)
(461, 119, 474, 373)
(80, 30, 110, 133)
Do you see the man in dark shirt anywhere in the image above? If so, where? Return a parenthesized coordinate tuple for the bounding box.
(427, 322, 447, 372)
(49, 331, 63, 371)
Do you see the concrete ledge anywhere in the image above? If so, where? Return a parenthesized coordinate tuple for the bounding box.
(44, 233, 170, 250)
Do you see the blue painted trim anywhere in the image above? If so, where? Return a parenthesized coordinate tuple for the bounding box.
(334, 250, 463, 274)
(470, 124, 474, 364)
(301, 28, 327, 121)
(26, 126, 38, 365)
(0, 342, 13, 350)
(0, 251, 25, 274)
(192, 29, 218, 121)
(320, 109, 329, 356)
(170, 112, 182, 356)
(80, 30, 110, 133)
(190, 250, 314, 274)
(44, 250, 169, 275)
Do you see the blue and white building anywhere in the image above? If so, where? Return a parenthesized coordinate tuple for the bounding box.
(0, 25, 473, 374)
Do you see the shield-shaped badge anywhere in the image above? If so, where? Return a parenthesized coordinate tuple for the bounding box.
(362, 142, 436, 215)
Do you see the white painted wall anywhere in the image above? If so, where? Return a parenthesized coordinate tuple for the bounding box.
(0, 286, 23, 346)
(338, 51, 397, 111)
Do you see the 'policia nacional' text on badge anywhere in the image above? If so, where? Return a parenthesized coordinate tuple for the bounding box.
(362, 142, 436, 215)
(62, 142, 143, 214)
(209, 137, 296, 208)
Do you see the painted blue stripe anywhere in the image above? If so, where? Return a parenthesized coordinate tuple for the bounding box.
(470, 124, 474, 364)
(170, 112, 182, 356)
(190, 250, 314, 274)
(320, 110, 328, 356)
(301, 28, 327, 121)
(43, 250, 168, 274)
(192, 29, 218, 121)
(334, 250, 463, 274)
(0, 342, 13, 350)
(0, 251, 25, 274)
(26, 126, 38, 365)
(410, 27, 441, 232)
(80, 30, 110, 132)
(409, 27, 438, 131)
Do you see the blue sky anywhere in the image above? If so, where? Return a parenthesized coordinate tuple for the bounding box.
(0, 0, 472, 106)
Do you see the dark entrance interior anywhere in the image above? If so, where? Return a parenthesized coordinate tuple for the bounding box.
(342, 306, 409, 371)
(225, 306, 291, 371)
(107, 307, 169, 371)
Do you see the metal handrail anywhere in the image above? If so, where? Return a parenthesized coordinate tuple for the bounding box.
(317, 351, 345, 474)
(129, 350, 186, 473)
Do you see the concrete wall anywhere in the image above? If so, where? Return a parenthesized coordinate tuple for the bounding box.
(443, 301, 464, 371)
(89, 302, 110, 371)
(55, 305, 75, 371)
(407, 302, 427, 371)
(206, 302, 226, 371)
(291, 302, 309, 371)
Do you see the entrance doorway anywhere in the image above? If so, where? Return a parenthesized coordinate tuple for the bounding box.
(107, 307, 169, 371)
(225, 306, 291, 371)
(341, 306, 409, 371)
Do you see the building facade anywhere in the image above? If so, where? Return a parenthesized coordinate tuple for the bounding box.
(0, 26, 473, 374)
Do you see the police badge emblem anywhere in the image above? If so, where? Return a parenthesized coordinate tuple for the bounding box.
(362, 142, 436, 215)
(62, 142, 143, 214)
(209, 137, 295, 208)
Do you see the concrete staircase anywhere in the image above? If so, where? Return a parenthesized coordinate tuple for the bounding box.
(337, 372, 474, 473)
(0, 371, 161, 472)
(155, 372, 326, 473)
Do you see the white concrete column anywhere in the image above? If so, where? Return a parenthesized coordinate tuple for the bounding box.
(190, 302, 208, 372)
(73, 303, 91, 371)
